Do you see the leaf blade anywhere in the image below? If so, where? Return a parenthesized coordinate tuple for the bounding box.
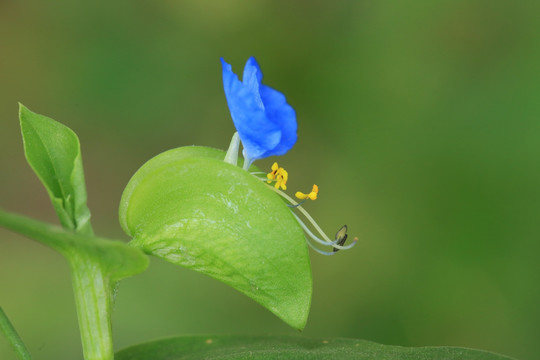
(120, 147, 312, 330)
(115, 335, 515, 360)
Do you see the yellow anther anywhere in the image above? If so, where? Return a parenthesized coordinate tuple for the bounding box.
(276, 168, 288, 190)
(295, 184, 318, 201)
(267, 162, 288, 190)
(267, 162, 279, 181)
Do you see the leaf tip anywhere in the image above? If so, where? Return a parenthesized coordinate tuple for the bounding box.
(18, 103, 37, 129)
(18, 102, 28, 120)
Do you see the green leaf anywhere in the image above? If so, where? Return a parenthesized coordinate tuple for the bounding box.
(119, 146, 312, 330)
(19, 104, 92, 235)
(115, 335, 515, 360)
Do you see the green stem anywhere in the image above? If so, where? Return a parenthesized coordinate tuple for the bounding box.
(70, 254, 114, 360)
(0, 307, 32, 360)
(0, 209, 114, 360)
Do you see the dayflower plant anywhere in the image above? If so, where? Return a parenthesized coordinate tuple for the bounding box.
(221, 57, 357, 256)
(117, 57, 357, 332)
(0, 59, 513, 360)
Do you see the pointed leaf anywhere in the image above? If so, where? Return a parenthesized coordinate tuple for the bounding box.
(119, 147, 312, 330)
(19, 104, 92, 234)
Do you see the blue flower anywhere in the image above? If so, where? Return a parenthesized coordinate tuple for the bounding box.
(221, 57, 297, 166)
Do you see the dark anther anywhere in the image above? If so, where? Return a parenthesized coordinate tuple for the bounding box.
(333, 225, 348, 252)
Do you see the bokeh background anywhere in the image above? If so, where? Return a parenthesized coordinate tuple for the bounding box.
(1, 1, 539, 359)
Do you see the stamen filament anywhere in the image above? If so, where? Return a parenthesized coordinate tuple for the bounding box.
(265, 184, 333, 243)
(306, 240, 336, 256)
(253, 173, 358, 254)
(287, 199, 309, 208)
(334, 240, 357, 250)
(292, 213, 356, 250)
(291, 212, 339, 245)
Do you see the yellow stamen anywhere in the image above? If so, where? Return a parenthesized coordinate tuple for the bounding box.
(295, 184, 318, 200)
(267, 162, 279, 182)
(267, 162, 288, 190)
(275, 168, 288, 190)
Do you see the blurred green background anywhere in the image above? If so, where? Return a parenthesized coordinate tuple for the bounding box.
(1, 1, 539, 359)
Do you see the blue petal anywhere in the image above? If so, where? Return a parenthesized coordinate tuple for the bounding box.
(259, 85, 297, 157)
(221, 57, 297, 162)
(241, 59, 264, 110)
(243, 56, 263, 84)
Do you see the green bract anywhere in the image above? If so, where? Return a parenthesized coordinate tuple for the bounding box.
(19, 104, 93, 235)
(119, 146, 312, 329)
